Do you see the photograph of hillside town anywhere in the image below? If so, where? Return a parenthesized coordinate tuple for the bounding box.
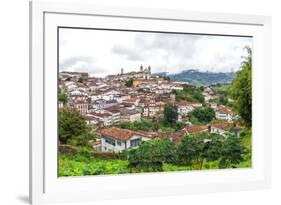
(58, 28, 252, 176)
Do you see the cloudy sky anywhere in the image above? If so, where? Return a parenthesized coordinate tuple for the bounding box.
(59, 28, 252, 77)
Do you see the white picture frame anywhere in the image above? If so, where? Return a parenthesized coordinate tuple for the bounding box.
(30, 1, 272, 204)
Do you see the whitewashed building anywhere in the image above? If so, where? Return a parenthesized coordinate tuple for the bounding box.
(98, 127, 150, 152)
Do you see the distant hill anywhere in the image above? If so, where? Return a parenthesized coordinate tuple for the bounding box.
(168, 69, 236, 86)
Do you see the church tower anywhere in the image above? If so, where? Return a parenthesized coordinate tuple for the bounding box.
(148, 65, 151, 74)
(140, 64, 143, 72)
(121, 68, 124, 75)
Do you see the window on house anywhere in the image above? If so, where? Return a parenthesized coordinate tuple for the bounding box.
(117, 141, 122, 146)
(130, 138, 141, 147)
(104, 136, 116, 146)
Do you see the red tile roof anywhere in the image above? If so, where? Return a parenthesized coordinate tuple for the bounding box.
(210, 122, 232, 131)
(182, 125, 208, 134)
(216, 105, 233, 115)
(98, 127, 145, 141)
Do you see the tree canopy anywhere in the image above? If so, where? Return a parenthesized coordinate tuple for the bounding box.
(188, 107, 215, 124)
(125, 78, 134, 87)
(58, 91, 68, 105)
(163, 104, 178, 125)
(128, 138, 177, 172)
(59, 108, 95, 145)
(229, 46, 252, 127)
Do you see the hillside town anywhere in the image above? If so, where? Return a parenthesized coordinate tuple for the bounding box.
(59, 65, 243, 153)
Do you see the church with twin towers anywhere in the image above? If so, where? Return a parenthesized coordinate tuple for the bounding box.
(120, 64, 152, 80)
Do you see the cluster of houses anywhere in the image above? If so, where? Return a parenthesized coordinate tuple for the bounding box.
(59, 66, 241, 153)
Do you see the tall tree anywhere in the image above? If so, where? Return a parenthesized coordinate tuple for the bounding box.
(59, 108, 95, 145)
(128, 138, 177, 172)
(188, 107, 215, 124)
(163, 104, 178, 125)
(58, 91, 68, 105)
(125, 78, 134, 87)
(229, 46, 252, 127)
(218, 136, 244, 168)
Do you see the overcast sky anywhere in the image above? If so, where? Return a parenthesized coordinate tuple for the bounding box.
(59, 28, 252, 77)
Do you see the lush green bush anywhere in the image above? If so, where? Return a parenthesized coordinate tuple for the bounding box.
(163, 104, 178, 125)
(188, 107, 215, 124)
(174, 84, 205, 103)
(58, 91, 68, 105)
(59, 108, 95, 145)
(117, 118, 185, 132)
(229, 46, 252, 127)
(128, 138, 177, 172)
(177, 132, 244, 170)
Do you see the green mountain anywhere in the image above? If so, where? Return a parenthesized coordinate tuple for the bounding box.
(168, 69, 236, 86)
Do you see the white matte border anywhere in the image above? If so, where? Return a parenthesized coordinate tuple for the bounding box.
(30, 1, 272, 204)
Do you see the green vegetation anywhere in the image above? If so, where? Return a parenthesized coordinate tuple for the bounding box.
(125, 78, 134, 87)
(188, 107, 215, 124)
(116, 118, 186, 132)
(229, 46, 252, 127)
(59, 108, 95, 146)
(128, 138, 176, 172)
(163, 104, 178, 125)
(173, 84, 205, 103)
(58, 91, 68, 105)
(59, 132, 248, 176)
(177, 132, 244, 170)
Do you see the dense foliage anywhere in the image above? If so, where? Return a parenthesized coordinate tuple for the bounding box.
(229, 46, 252, 127)
(59, 131, 248, 176)
(163, 104, 178, 125)
(178, 133, 244, 169)
(58, 91, 68, 105)
(116, 118, 185, 132)
(174, 84, 205, 103)
(128, 138, 177, 172)
(125, 78, 134, 87)
(188, 107, 215, 124)
(59, 108, 95, 145)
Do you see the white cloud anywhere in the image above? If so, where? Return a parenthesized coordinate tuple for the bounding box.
(59, 28, 252, 77)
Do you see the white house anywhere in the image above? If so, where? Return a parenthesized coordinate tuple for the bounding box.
(210, 122, 242, 137)
(98, 127, 150, 152)
(177, 101, 202, 116)
(215, 105, 235, 122)
(120, 109, 141, 122)
(210, 122, 232, 136)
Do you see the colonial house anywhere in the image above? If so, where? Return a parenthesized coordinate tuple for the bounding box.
(85, 114, 99, 125)
(177, 101, 202, 116)
(98, 127, 150, 152)
(104, 106, 121, 124)
(91, 112, 113, 127)
(123, 97, 141, 106)
(69, 89, 88, 97)
(210, 122, 242, 137)
(182, 125, 209, 135)
(104, 99, 118, 109)
(91, 99, 107, 111)
(120, 109, 141, 123)
(142, 102, 156, 118)
(113, 94, 130, 103)
(215, 105, 235, 122)
(72, 99, 88, 115)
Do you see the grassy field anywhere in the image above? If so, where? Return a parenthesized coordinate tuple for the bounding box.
(59, 151, 251, 177)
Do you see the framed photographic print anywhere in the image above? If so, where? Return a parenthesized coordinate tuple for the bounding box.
(30, 1, 272, 204)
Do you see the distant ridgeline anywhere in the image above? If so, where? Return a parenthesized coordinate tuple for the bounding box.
(161, 69, 236, 86)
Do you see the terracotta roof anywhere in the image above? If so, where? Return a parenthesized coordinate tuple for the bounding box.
(211, 122, 243, 131)
(210, 122, 232, 131)
(216, 105, 233, 115)
(183, 125, 208, 134)
(98, 127, 146, 141)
